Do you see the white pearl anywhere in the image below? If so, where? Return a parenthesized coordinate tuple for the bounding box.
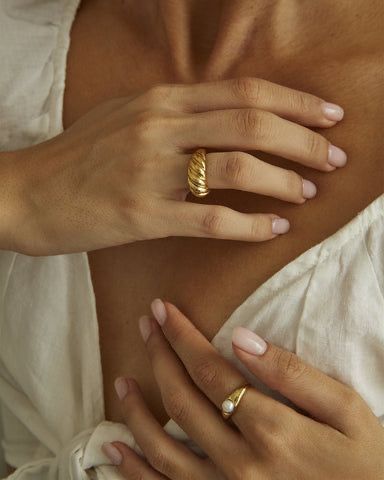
(222, 399, 235, 413)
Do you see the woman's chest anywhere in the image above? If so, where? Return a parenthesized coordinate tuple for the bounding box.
(63, 0, 384, 424)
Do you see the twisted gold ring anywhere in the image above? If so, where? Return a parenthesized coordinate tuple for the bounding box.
(187, 148, 210, 198)
(221, 384, 250, 420)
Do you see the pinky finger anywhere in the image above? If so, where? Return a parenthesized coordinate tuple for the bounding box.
(103, 442, 168, 479)
(167, 201, 290, 241)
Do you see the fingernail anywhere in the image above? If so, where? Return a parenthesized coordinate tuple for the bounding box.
(302, 179, 317, 199)
(321, 102, 344, 121)
(150, 298, 167, 325)
(328, 145, 347, 167)
(272, 218, 290, 235)
(114, 377, 129, 401)
(139, 315, 153, 343)
(232, 326, 267, 355)
(102, 442, 123, 466)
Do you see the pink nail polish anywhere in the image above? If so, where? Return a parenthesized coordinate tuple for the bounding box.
(232, 326, 267, 355)
(272, 218, 290, 235)
(321, 102, 344, 121)
(114, 377, 129, 401)
(139, 315, 153, 343)
(302, 179, 317, 199)
(328, 145, 347, 167)
(151, 298, 167, 325)
(102, 442, 123, 466)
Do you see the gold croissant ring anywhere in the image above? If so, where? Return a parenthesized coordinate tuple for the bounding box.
(187, 148, 211, 198)
(221, 384, 251, 420)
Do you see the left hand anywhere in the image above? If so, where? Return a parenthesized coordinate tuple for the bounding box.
(102, 300, 384, 479)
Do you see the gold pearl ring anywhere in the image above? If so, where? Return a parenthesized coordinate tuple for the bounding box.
(221, 384, 250, 420)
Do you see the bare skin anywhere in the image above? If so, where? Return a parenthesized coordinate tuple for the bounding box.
(107, 303, 384, 479)
(62, 0, 383, 428)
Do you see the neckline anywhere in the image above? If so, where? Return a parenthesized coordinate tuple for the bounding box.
(83, 193, 384, 422)
(220, 193, 384, 303)
(210, 192, 384, 345)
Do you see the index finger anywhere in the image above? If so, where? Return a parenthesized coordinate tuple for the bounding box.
(149, 299, 297, 437)
(146, 77, 344, 127)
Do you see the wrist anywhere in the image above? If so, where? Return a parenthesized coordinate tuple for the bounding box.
(0, 149, 28, 252)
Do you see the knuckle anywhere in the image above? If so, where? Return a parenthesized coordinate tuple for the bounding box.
(246, 402, 287, 441)
(264, 407, 291, 438)
(235, 108, 261, 136)
(290, 91, 312, 115)
(224, 153, 248, 186)
(282, 169, 303, 200)
(235, 109, 272, 145)
(228, 459, 257, 480)
(272, 349, 307, 385)
(193, 359, 221, 389)
(249, 215, 266, 239)
(118, 195, 145, 217)
(118, 195, 146, 226)
(165, 320, 190, 347)
(232, 76, 263, 103)
(133, 111, 164, 139)
(340, 389, 367, 419)
(164, 389, 190, 424)
(200, 207, 227, 236)
(263, 430, 290, 460)
(145, 83, 172, 105)
(149, 447, 172, 474)
(117, 196, 154, 241)
(305, 131, 322, 159)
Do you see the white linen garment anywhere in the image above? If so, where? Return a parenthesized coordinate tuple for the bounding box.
(0, 1, 383, 479)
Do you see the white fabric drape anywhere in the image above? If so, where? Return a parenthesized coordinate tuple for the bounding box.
(0, 1, 383, 478)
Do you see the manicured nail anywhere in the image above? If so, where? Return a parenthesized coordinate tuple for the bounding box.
(139, 315, 153, 343)
(151, 298, 167, 325)
(321, 102, 344, 121)
(272, 218, 290, 235)
(114, 377, 129, 401)
(302, 179, 317, 199)
(232, 326, 267, 355)
(102, 442, 123, 466)
(328, 145, 347, 167)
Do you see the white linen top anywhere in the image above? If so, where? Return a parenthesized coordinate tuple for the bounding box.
(0, 1, 383, 479)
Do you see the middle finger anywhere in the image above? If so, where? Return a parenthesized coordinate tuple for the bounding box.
(139, 316, 254, 476)
(204, 151, 317, 203)
(177, 108, 347, 171)
(148, 299, 298, 440)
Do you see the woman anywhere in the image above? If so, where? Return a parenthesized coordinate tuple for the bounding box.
(0, 0, 383, 478)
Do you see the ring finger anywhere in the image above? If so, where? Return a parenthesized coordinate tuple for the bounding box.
(114, 377, 218, 479)
(197, 151, 317, 203)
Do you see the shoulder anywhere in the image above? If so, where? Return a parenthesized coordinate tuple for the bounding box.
(0, 0, 81, 150)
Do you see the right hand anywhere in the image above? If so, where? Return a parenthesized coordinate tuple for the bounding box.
(9, 77, 346, 256)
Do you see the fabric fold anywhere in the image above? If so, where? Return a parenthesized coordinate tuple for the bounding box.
(0, 0, 383, 478)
